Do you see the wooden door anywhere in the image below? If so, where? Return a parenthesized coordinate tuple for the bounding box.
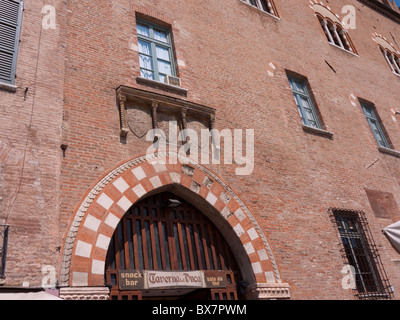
(105, 192, 242, 300)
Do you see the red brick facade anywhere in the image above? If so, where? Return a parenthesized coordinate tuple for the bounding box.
(1, 0, 400, 300)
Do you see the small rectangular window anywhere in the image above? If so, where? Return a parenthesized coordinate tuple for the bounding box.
(0, 0, 23, 85)
(329, 209, 393, 300)
(360, 101, 390, 149)
(287, 75, 321, 129)
(136, 19, 176, 84)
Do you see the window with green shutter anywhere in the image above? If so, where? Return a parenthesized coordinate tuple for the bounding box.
(0, 0, 23, 85)
(287, 75, 322, 129)
(360, 101, 390, 149)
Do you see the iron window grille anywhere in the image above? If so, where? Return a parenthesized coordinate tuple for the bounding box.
(328, 208, 393, 300)
(0, 225, 9, 279)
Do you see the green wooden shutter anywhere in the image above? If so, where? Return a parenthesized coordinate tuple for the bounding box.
(0, 0, 23, 85)
(361, 102, 390, 148)
(288, 76, 321, 129)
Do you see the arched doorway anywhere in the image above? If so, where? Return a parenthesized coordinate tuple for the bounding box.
(105, 192, 243, 300)
(60, 153, 290, 300)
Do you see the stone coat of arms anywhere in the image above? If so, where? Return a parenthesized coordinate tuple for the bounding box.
(126, 105, 153, 139)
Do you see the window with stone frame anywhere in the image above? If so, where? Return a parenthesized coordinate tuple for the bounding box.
(380, 47, 400, 76)
(373, 33, 400, 77)
(316, 14, 357, 54)
(241, 0, 279, 17)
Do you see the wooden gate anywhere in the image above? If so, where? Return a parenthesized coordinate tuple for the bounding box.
(105, 192, 243, 300)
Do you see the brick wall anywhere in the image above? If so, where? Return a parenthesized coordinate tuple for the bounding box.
(1, 0, 400, 299)
(0, 0, 66, 286)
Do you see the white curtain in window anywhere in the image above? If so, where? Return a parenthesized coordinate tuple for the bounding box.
(139, 55, 153, 70)
(138, 40, 151, 55)
(158, 60, 171, 75)
(138, 40, 153, 71)
(156, 46, 172, 77)
(156, 46, 170, 61)
(383, 220, 400, 255)
(153, 28, 168, 43)
(137, 24, 150, 37)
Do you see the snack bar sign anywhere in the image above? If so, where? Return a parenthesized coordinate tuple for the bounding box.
(118, 270, 226, 291)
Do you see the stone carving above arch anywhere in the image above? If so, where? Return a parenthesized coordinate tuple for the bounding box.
(126, 102, 153, 139)
(117, 86, 216, 139)
(60, 152, 289, 299)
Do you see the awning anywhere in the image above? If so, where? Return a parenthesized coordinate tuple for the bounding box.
(383, 220, 400, 255)
(0, 291, 62, 300)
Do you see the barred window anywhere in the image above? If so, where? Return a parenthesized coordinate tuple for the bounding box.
(329, 209, 393, 300)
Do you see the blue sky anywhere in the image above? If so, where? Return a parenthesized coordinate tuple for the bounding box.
(395, 0, 400, 7)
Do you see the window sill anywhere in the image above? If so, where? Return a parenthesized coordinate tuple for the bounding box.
(328, 42, 359, 57)
(357, 292, 393, 300)
(378, 146, 400, 158)
(136, 77, 188, 96)
(0, 82, 17, 93)
(239, 1, 280, 20)
(302, 125, 334, 139)
(392, 71, 400, 77)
